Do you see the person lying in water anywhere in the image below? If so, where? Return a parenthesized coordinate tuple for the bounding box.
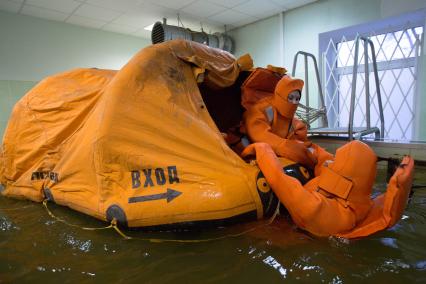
(241, 140, 414, 238)
(243, 74, 323, 170)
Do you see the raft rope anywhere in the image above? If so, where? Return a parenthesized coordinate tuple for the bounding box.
(42, 199, 281, 243)
(42, 200, 114, 231)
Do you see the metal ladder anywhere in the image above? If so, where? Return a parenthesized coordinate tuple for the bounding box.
(292, 36, 385, 140)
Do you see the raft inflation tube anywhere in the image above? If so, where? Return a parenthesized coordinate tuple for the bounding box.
(0, 40, 312, 229)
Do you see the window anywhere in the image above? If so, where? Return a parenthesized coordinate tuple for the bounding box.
(319, 10, 425, 141)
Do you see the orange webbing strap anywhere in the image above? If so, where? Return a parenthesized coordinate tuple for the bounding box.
(43, 199, 281, 243)
(318, 167, 353, 199)
(237, 54, 254, 71)
(266, 65, 287, 75)
(337, 156, 414, 239)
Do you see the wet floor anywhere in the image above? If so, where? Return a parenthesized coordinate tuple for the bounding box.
(1, 165, 426, 283)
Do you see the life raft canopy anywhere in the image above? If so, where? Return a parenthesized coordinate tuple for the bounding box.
(0, 40, 282, 228)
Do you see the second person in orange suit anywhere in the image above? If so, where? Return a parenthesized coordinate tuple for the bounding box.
(241, 140, 414, 238)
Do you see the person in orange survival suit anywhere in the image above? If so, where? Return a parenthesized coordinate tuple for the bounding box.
(243, 75, 321, 169)
(241, 140, 414, 238)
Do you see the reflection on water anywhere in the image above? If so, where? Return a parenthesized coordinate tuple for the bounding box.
(1, 167, 426, 282)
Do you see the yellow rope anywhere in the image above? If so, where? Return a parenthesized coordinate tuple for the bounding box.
(42, 200, 113, 231)
(42, 199, 281, 243)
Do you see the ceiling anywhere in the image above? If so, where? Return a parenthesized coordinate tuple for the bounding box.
(0, 0, 317, 39)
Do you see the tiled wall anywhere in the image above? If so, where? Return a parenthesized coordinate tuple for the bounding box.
(0, 80, 37, 139)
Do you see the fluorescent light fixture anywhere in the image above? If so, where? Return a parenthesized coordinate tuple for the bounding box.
(144, 23, 155, 31)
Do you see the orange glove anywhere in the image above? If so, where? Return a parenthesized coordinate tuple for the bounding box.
(276, 139, 317, 169)
(309, 143, 334, 176)
(292, 118, 308, 141)
(241, 143, 280, 169)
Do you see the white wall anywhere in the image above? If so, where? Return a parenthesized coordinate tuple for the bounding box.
(0, 10, 150, 81)
(229, 15, 282, 68)
(282, 0, 381, 68)
(381, 0, 426, 18)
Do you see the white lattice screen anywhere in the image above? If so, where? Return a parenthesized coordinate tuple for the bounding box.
(322, 25, 423, 141)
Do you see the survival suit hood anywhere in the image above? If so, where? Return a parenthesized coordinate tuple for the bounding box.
(272, 75, 304, 119)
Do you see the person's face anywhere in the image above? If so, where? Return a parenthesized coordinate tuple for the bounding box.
(287, 90, 301, 104)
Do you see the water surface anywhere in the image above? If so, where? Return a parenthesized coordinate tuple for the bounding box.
(1, 166, 425, 283)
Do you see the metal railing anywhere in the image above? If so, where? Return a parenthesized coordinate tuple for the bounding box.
(292, 36, 385, 140)
(292, 51, 328, 127)
(349, 36, 384, 140)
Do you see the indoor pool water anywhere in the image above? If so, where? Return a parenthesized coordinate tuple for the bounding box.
(1, 165, 425, 283)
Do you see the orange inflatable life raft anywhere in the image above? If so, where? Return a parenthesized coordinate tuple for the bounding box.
(242, 141, 414, 238)
(0, 40, 313, 229)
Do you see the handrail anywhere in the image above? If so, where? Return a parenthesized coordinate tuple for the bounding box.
(349, 36, 385, 140)
(292, 51, 328, 127)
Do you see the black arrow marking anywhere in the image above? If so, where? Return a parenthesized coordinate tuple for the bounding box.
(128, 188, 182, 204)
